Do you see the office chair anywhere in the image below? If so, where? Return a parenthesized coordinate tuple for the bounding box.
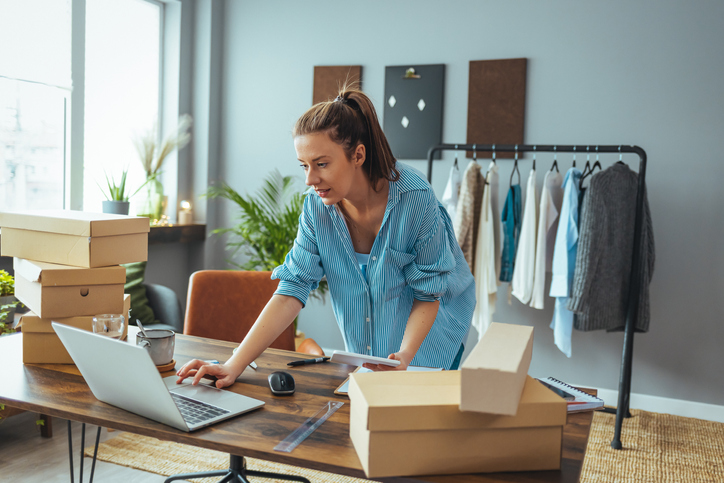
(171, 270, 322, 483)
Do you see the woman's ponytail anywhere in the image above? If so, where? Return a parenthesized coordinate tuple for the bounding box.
(293, 85, 399, 189)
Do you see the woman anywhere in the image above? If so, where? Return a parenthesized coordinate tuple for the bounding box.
(178, 88, 475, 389)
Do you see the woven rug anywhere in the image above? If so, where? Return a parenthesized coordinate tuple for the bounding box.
(84, 432, 374, 483)
(86, 409, 724, 482)
(580, 409, 724, 482)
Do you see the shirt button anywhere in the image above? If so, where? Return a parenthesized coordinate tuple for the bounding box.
(367, 345, 371, 351)
(371, 256, 377, 261)
(366, 317, 370, 322)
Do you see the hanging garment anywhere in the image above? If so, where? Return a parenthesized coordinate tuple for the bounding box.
(441, 162, 462, 225)
(453, 161, 484, 271)
(512, 169, 537, 304)
(471, 162, 500, 338)
(530, 170, 564, 309)
(549, 167, 583, 357)
(568, 163, 655, 332)
(499, 184, 522, 282)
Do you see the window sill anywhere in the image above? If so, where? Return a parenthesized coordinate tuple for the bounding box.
(149, 224, 206, 245)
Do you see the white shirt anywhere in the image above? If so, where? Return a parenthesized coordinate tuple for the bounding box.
(471, 162, 500, 338)
(441, 162, 461, 225)
(512, 169, 538, 304)
(529, 170, 563, 309)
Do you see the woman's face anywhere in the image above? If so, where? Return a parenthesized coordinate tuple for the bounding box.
(294, 131, 366, 206)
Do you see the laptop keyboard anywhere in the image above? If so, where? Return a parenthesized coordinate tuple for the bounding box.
(171, 392, 230, 426)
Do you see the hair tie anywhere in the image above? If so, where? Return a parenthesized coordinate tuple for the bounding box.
(334, 95, 345, 103)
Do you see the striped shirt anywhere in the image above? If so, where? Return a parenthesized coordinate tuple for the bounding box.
(272, 164, 476, 369)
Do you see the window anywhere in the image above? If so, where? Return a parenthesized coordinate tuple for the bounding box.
(84, 0, 162, 213)
(0, 0, 164, 214)
(0, 0, 72, 211)
(0, 79, 67, 211)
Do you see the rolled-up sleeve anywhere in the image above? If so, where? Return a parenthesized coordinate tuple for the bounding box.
(404, 193, 456, 302)
(272, 196, 325, 307)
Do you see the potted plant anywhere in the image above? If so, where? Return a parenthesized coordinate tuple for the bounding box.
(99, 169, 131, 215)
(205, 170, 328, 335)
(0, 270, 19, 336)
(134, 115, 192, 223)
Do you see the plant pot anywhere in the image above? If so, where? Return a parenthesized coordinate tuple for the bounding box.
(102, 200, 130, 215)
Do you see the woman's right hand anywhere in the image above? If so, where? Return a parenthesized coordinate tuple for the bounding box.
(176, 359, 240, 389)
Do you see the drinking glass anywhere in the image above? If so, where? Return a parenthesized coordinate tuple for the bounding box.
(92, 314, 125, 340)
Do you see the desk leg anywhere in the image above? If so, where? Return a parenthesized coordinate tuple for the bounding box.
(40, 414, 53, 438)
(66, 421, 102, 483)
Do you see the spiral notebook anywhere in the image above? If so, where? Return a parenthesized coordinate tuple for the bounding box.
(537, 377, 604, 413)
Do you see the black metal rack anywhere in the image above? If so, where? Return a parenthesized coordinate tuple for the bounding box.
(426, 143, 648, 450)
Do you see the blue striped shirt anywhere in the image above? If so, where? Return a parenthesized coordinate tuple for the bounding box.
(272, 164, 476, 369)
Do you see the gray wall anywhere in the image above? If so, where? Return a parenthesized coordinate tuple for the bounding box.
(211, 0, 724, 405)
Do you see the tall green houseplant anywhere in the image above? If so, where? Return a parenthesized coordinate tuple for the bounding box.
(205, 170, 327, 302)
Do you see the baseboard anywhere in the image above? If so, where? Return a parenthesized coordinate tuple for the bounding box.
(590, 388, 724, 423)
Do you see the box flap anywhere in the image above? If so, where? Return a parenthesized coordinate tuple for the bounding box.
(14, 258, 127, 286)
(462, 322, 533, 373)
(459, 322, 534, 415)
(349, 371, 566, 432)
(0, 210, 150, 237)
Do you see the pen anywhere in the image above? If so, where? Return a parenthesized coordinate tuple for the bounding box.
(287, 357, 330, 367)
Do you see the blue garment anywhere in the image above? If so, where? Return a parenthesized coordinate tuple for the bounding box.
(500, 184, 522, 282)
(355, 252, 370, 279)
(272, 164, 476, 370)
(549, 168, 583, 357)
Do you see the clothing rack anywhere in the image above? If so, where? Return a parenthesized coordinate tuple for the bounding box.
(426, 143, 648, 450)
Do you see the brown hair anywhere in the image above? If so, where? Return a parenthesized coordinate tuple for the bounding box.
(293, 86, 399, 189)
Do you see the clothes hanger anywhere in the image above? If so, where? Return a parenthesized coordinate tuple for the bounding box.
(551, 146, 559, 172)
(473, 144, 478, 164)
(617, 145, 625, 165)
(579, 146, 603, 189)
(453, 145, 459, 169)
(510, 145, 521, 186)
(492, 144, 497, 165)
(532, 146, 537, 171)
(572, 146, 577, 168)
(580, 146, 592, 178)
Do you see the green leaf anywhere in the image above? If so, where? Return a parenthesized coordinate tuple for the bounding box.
(205, 171, 325, 305)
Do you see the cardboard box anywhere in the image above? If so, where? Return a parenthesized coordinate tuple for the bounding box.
(14, 258, 127, 318)
(21, 294, 131, 364)
(460, 322, 534, 415)
(0, 210, 149, 268)
(348, 371, 566, 478)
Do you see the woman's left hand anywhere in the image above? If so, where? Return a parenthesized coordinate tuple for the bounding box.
(363, 352, 410, 372)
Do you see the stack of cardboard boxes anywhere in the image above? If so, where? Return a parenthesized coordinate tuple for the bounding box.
(0, 210, 150, 364)
(348, 322, 568, 478)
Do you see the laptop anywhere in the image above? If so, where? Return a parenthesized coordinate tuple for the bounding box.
(52, 322, 264, 432)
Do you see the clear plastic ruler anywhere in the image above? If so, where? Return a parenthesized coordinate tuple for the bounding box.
(274, 401, 344, 453)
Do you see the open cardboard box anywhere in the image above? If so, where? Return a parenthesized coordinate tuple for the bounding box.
(460, 322, 534, 415)
(348, 370, 567, 478)
(14, 258, 127, 318)
(20, 294, 131, 364)
(0, 210, 149, 268)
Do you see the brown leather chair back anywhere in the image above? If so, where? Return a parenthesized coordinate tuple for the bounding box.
(183, 270, 295, 350)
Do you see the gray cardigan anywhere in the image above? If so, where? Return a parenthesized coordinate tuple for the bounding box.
(567, 163, 655, 332)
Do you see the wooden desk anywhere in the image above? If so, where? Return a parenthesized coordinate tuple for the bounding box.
(0, 332, 593, 483)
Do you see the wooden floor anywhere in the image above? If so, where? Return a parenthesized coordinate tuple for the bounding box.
(0, 411, 186, 482)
